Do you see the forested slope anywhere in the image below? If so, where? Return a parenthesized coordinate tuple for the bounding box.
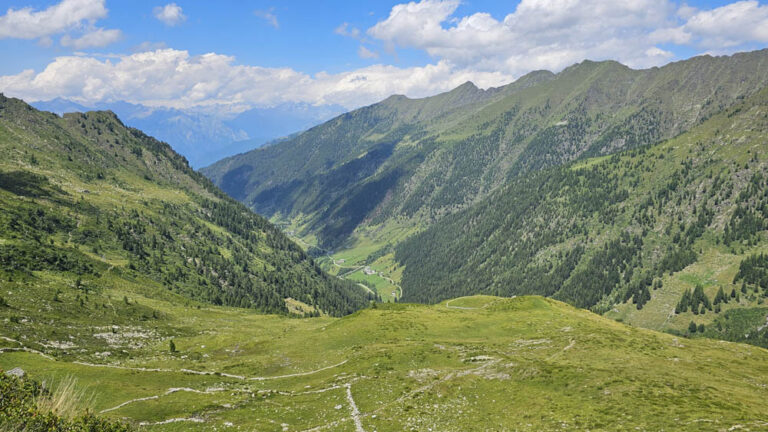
(396, 85, 768, 345)
(204, 50, 768, 248)
(0, 95, 371, 318)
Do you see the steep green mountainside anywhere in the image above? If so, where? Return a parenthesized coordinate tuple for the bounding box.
(204, 50, 768, 249)
(0, 94, 371, 326)
(396, 84, 768, 346)
(3, 295, 768, 431)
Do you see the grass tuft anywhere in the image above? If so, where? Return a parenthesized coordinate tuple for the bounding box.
(36, 376, 94, 419)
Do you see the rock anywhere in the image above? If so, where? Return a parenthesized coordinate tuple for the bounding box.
(5, 367, 25, 378)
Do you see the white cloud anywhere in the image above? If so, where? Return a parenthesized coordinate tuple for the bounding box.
(0, 0, 107, 39)
(153, 3, 186, 26)
(254, 9, 279, 29)
(367, 0, 768, 75)
(61, 28, 121, 49)
(368, 0, 681, 74)
(358, 45, 379, 59)
(0, 49, 512, 111)
(678, 1, 768, 48)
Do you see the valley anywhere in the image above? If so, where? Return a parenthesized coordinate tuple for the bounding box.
(3, 44, 768, 431)
(207, 50, 768, 352)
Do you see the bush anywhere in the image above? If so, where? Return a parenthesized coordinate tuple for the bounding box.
(0, 370, 131, 431)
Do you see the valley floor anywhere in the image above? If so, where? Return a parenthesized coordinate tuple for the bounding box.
(278, 218, 411, 303)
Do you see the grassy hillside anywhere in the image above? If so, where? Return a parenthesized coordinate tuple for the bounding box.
(204, 50, 768, 252)
(2, 295, 768, 430)
(396, 82, 768, 347)
(0, 94, 372, 337)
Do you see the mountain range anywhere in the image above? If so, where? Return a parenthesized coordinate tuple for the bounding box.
(3, 49, 768, 430)
(204, 49, 768, 348)
(204, 50, 768, 245)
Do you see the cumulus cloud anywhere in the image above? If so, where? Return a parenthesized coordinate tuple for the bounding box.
(367, 0, 768, 75)
(0, 49, 512, 110)
(0, 0, 121, 50)
(254, 9, 279, 29)
(0, 0, 108, 39)
(153, 3, 186, 26)
(368, 0, 682, 74)
(675, 1, 768, 49)
(61, 28, 121, 49)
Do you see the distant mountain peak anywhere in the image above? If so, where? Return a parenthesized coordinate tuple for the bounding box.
(455, 81, 478, 90)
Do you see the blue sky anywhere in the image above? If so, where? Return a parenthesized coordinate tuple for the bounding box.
(0, 1, 434, 75)
(1, 0, 767, 111)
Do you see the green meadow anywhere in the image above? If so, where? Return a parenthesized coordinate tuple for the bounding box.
(4, 295, 768, 431)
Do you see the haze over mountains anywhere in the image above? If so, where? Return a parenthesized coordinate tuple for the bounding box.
(30, 98, 345, 168)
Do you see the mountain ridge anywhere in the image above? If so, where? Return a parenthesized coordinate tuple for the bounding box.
(0, 94, 371, 320)
(202, 49, 768, 348)
(203, 49, 768, 247)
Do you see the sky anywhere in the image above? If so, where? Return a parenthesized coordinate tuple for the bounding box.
(0, 0, 767, 113)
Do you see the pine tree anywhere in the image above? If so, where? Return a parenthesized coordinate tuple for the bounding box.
(688, 321, 697, 334)
(169, 340, 176, 353)
(714, 287, 725, 305)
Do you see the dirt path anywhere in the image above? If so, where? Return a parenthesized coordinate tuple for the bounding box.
(345, 383, 365, 432)
(0, 336, 56, 360)
(100, 395, 161, 413)
(303, 358, 500, 432)
(138, 417, 205, 426)
(0, 347, 56, 360)
(445, 299, 479, 310)
(70, 359, 349, 381)
(356, 283, 375, 295)
(100, 386, 237, 413)
(250, 359, 349, 381)
(445, 296, 511, 310)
